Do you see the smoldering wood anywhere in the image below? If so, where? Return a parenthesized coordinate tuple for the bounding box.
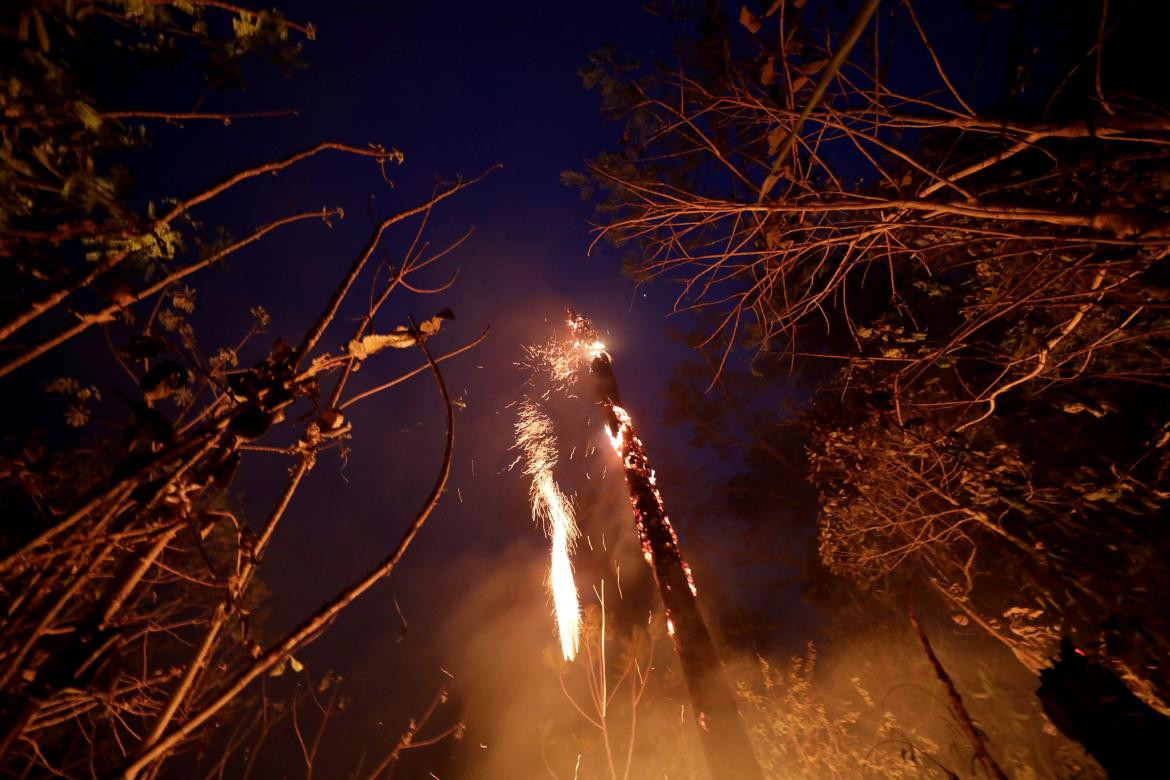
(590, 350, 763, 780)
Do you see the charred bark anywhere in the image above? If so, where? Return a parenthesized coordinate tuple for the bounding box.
(591, 351, 763, 780)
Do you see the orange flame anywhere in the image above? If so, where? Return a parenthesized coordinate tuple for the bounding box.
(604, 403, 698, 597)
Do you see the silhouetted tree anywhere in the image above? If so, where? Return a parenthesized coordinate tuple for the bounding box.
(0, 3, 483, 776)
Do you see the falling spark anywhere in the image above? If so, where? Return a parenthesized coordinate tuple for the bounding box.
(514, 401, 581, 660)
(521, 312, 609, 391)
(392, 596, 408, 642)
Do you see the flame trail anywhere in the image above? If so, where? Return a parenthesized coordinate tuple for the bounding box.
(515, 402, 581, 660)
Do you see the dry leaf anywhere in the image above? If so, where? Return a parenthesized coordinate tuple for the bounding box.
(767, 126, 788, 156)
(347, 314, 448, 360)
(801, 58, 828, 76)
(739, 6, 762, 34)
(348, 329, 416, 358)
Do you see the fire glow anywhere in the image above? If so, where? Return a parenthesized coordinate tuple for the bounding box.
(603, 402, 697, 595)
(515, 402, 581, 660)
(518, 311, 763, 777)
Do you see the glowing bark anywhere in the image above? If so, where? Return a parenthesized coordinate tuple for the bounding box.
(590, 346, 763, 780)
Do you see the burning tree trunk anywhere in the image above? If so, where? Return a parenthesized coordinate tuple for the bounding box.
(585, 331, 763, 780)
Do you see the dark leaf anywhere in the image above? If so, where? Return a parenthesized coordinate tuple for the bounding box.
(123, 335, 171, 361)
(210, 450, 242, 490)
(124, 402, 174, 451)
(229, 404, 275, 441)
(140, 361, 191, 401)
(739, 6, 762, 34)
(227, 370, 259, 399)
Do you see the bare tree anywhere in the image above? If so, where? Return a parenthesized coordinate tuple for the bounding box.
(0, 3, 493, 776)
(581, 0, 1170, 717)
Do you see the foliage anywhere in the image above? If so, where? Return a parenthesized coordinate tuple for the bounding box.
(1, 1, 308, 306)
(737, 645, 937, 779)
(580, 0, 1170, 762)
(0, 2, 484, 776)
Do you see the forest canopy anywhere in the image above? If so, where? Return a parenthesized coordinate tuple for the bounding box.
(577, 0, 1170, 774)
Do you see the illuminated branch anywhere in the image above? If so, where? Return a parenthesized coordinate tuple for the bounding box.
(339, 328, 490, 409)
(120, 323, 457, 779)
(0, 140, 487, 775)
(292, 165, 500, 369)
(758, 0, 882, 199)
(0, 143, 401, 344)
(0, 4, 491, 772)
(100, 109, 299, 123)
(0, 209, 339, 380)
(585, 0, 1170, 378)
(362, 684, 462, 780)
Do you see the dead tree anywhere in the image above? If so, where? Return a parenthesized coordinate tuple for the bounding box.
(584, 324, 763, 780)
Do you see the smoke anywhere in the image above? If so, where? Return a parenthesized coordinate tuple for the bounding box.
(435, 540, 579, 777)
(321, 303, 1103, 779)
(429, 455, 672, 779)
(420, 500, 1105, 779)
